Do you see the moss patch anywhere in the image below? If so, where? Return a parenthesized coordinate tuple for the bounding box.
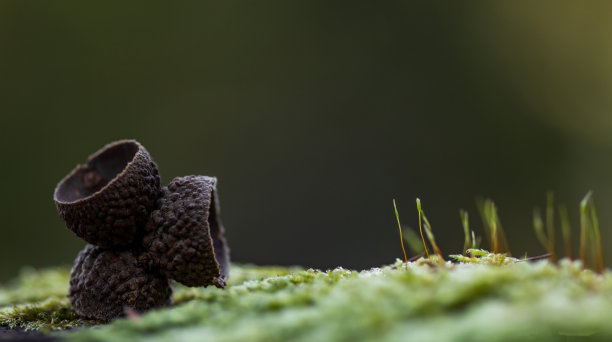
(0, 267, 70, 307)
(3, 260, 612, 341)
(0, 264, 301, 332)
(0, 298, 95, 332)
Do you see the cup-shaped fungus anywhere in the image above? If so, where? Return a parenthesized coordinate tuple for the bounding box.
(55, 140, 231, 320)
(69, 244, 172, 321)
(54, 140, 161, 247)
(142, 175, 230, 288)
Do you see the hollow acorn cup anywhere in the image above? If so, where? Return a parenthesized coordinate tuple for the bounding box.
(69, 244, 173, 321)
(142, 175, 230, 288)
(54, 140, 161, 247)
(55, 140, 230, 320)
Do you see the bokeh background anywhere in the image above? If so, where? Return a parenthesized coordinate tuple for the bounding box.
(2, 2, 612, 281)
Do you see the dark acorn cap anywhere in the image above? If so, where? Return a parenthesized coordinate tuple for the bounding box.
(142, 175, 230, 288)
(54, 140, 161, 247)
(69, 244, 172, 321)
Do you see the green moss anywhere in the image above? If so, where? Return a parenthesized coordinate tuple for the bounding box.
(65, 259, 612, 342)
(0, 267, 70, 306)
(173, 264, 304, 304)
(0, 298, 97, 332)
(0, 267, 98, 332)
(3, 260, 612, 341)
(0, 264, 302, 332)
(448, 248, 519, 265)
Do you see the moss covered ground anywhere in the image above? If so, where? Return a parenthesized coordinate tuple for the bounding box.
(2, 254, 612, 342)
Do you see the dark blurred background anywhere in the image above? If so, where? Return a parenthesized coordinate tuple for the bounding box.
(2, 2, 612, 281)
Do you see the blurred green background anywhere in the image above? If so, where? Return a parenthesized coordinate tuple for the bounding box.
(2, 2, 612, 281)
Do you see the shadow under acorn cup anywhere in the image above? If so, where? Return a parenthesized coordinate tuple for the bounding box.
(54, 140, 161, 247)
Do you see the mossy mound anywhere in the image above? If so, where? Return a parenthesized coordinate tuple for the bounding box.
(2, 258, 612, 341)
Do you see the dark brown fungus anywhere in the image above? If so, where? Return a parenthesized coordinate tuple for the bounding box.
(54, 140, 161, 247)
(69, 244, 172, 321)
(142, 175, 230, 288)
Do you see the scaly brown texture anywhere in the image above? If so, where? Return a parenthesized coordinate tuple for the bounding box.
(68, 245, 172, 321)
(142, 175, 230, 288)
(54, 140, 161, 247)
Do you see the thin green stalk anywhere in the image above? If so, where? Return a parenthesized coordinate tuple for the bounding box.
(490, 204, 498, 254)
(393, 199, 408, 270)
(588, 196, 604, 272)
(460, 210, 470, 255)
(416, 198, 430, 258)
(559, 204, 573, 259)
(417, 198, 444, 260)
(546, 192, 556, 261)
(423, 221, 444, 260)
(477, 199, 511, 255)
(579, 192, 590, 267)
(475, 198, 491, 252)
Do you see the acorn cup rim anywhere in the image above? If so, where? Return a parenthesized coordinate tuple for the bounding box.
(53, 139, 146, 205)
(199, 176, 225, 283)
(208, 177, 230, 284)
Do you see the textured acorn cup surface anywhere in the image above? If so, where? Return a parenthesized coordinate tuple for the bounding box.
(142, 175, 230, 288)
(69, 244, 172, 321)
(54, 140, 161, 247)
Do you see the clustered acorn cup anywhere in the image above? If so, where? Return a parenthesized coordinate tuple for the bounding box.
(53, 140, 229, 321)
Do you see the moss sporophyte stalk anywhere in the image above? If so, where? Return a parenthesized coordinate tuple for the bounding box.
(1, 139, 611, 340)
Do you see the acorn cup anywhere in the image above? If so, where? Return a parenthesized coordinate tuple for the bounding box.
(142, 175, 230, 288)
(69, 244, 173, 321)
(54, 140, 161, 247)
(54, 140, 231, 321)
